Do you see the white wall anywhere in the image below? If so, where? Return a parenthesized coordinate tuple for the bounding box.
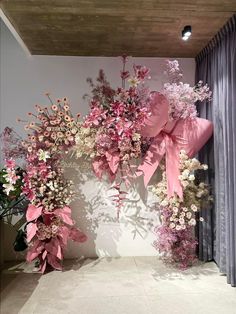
(0, 20, 195, 260)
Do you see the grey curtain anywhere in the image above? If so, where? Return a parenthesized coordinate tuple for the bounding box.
(196, 14, 236, 287)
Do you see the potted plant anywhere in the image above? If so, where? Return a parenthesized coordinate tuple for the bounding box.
(0, 163, 28, 268)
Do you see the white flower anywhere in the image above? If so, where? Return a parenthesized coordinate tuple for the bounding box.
(184, 160, 191, 166)
(192, 158, 199, 165)
(3, 183, 14, 195)
(189, 218, 196, 226)
(186, 212, 192, 219)
(202, 164, 208, 170)
(128, 77, 140, 87)
(173, 207, 179, 214)
(176, 225, 182, 231)
(38, 149, 50, 162)
(189, 174, 195, 181)
(161, 199, 169, 207)
(132, 133, 141, 141)
(182, 180, 189, 188)
(170, 223, 175, 229)
(71, 128, 77, 135)
(191, 204, 198, 212)
(182, 169, 190, 178)
(179, 218, 185, 225)
(196, 191, 203, 198)
(199, 217, 204, 222)
(199, 182, 205, 189)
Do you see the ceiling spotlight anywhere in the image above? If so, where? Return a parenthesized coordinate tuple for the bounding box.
(182, 25, 192, 41)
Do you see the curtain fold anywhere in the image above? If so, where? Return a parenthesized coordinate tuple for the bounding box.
(196, 14, 236, 287)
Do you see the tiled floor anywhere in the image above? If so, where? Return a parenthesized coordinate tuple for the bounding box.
(1, 257, 236, 314)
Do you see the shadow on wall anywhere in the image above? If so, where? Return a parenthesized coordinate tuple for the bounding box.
(63, 155, 121, 258)
(63, 154, 159, 258)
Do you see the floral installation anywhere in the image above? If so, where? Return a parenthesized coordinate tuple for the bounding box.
(74, 56, 151, 211)
(18, 96, 87, 272)
(152, 151, 212, 268)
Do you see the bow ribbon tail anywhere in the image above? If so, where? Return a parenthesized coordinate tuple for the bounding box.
(137, 136, 166, 187)
(165, 136, 183, 199)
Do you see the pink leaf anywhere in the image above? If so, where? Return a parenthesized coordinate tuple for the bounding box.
(54, 206, 73, 226)
(58, 226, 70, 246)
(27, 222, 38, 242)
(105, 152, 120, 174)
(26, 204, 43, 222)
(40, 260, 47, 273)
(45, 237, 63, 260)
(26, 239, 44, 262)
(42, 250, 47, 260)
(69, 227, 87, 243)
(47, 254, 62, 271)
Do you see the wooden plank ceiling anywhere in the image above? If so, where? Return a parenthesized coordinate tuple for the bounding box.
(1, 0, 236, 57)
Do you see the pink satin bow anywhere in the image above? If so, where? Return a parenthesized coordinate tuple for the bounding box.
(137, 92, 213, 198)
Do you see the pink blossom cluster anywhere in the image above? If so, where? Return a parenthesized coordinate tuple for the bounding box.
(163, 60, 212, 120)
(153, 224, 197, 269)
(75, 58, 151, 189)
(19, 96, 87, 272)
(164, 60, 183, 83)
(0, 127, 26, 160)
(152, 151, 212, 268)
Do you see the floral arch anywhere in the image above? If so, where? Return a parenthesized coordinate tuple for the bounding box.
(1, 58, 213, 272)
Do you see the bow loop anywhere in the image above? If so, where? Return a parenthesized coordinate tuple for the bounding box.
(137, 92, 213, 198)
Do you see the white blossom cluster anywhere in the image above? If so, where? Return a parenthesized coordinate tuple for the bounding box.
(75, 126, 97, 159)
(152, 150, 212, 231)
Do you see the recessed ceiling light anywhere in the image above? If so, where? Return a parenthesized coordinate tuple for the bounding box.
(182, 25, 192, 41)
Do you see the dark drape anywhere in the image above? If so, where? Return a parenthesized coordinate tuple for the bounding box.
(196, 14, 236, 287)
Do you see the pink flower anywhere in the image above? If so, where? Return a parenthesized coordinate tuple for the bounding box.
(111, 102, 125, 116)
(120, 71, 130, 80)
(5, 158, 16, 169)
(133, 65, 151, 80)
(51, 105, 58, 111)
(85, 106, 107, 126)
